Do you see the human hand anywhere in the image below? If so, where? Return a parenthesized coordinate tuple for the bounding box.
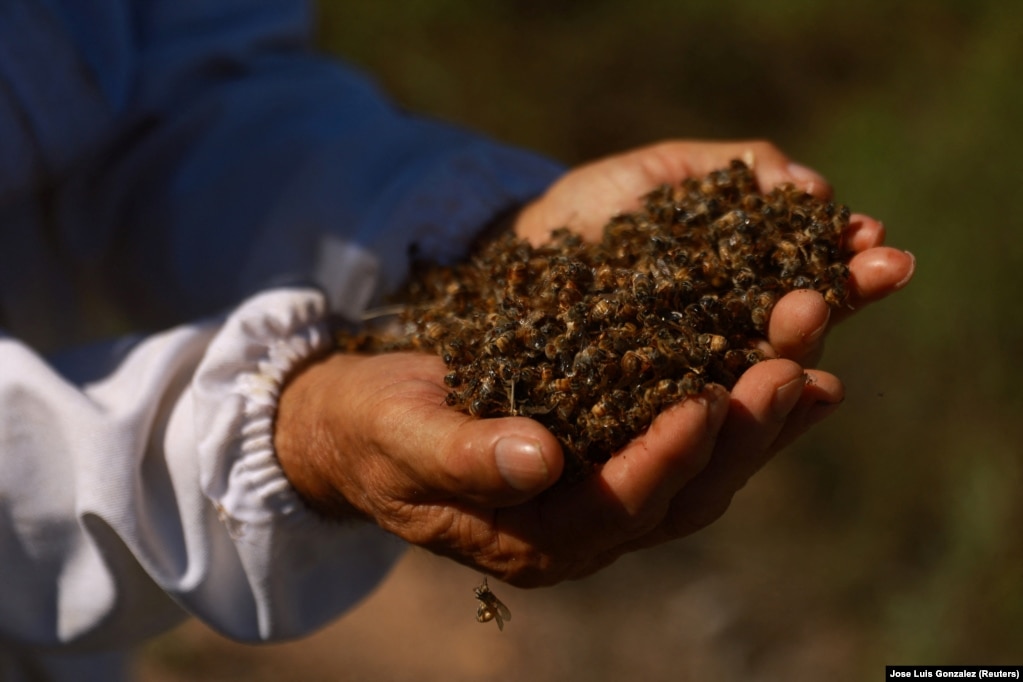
(274, 139, 909, 586)
(512, 139, 916, 365)
(274, 349, 842, 586)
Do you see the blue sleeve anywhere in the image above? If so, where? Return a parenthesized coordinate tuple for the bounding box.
(0, 0, 566, 657)
(3, 0, 564, 329)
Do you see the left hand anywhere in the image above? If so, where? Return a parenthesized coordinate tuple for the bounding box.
(275, 349, 842, 587)
(512, 139, 915, 366)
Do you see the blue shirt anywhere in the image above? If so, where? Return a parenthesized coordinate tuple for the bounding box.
(0, 0, 563, 349)
(0, 0, 564, 670)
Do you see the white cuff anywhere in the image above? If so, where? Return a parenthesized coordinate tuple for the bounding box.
(194, 287, 331, 528)
(188, 287, 405, 639)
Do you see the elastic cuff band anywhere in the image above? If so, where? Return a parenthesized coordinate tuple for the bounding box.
(195, 287, 333, 529)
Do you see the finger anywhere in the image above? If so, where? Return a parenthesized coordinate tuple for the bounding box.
(703, 359, 808, 488)
(767, 289, 831, 365)
(838, 247, 916, 320)
(768, 246, 914, 358)
(615, 363, 841, 554)
(769, 369, 844, 452)
(598, 384, 731, 518)
(660, 359, 808, 537)
(520, 385, 731, 552)
(845, 213, 886, 252)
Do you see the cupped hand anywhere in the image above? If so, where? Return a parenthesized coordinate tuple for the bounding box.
(274, 138, 910, 587)
(513, 139, 916, 365)
(274, 350, 842, 586)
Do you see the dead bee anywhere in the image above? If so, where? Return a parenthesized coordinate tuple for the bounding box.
(697, 333, 728, 354)
(589, 296, 615, 322)
(642, 377, 683, 406)
(593, 263, 617, 291)
(474, 577, 511, 631)
(482, 327, 516, 357)
(620, 348, 652, 377)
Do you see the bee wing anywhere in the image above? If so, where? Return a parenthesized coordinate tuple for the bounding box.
(494, 598, 511, 622)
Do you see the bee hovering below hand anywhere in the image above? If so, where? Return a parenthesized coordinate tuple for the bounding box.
(474, 577, 511, 631)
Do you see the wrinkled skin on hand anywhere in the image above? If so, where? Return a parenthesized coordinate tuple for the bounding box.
(274, 139, 915, 587)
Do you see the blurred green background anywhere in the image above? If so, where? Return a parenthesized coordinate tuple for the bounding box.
(138, 1, 1022, 680)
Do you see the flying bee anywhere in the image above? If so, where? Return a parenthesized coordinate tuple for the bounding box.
(474, 577, 511, 631)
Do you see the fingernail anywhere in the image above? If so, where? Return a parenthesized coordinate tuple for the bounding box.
(804, 306, 830, 345)
(772, 374, 806, 421)
(495, 437, 548, 491)
(895, 251, 916, 289)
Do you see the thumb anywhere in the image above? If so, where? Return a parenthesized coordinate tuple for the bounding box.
(393, 410, 566, 507)
(348, 352, 565, 507)
(279, 351, 564, 516)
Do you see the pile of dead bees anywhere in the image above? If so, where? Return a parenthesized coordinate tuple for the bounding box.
(338, 160, 851, 479)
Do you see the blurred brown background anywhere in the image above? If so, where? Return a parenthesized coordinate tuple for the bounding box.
(136, 1, 1023, 679)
